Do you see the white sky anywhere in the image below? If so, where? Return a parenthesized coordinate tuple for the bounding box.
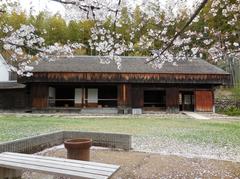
(19, 0, 65, 16)
(18, 0, 196, 18)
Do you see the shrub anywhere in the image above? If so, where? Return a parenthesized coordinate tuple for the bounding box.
(218, 106, 240, 116)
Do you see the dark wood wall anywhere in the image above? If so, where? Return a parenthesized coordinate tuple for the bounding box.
(195, 90, 213, 112)
(31, 84, 48, 109)
(20, 72, 230, 85)
(131, 86, 144, 108)
(27, 82, 215, 112)
(166, 88, 179, 112)
(0, 89, 29, 109)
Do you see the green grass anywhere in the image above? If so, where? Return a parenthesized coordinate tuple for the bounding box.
(218, 107, 240, 116)
(0, 115, 240, 148)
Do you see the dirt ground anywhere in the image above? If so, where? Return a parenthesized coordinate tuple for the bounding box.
(22, 146, 240, 179)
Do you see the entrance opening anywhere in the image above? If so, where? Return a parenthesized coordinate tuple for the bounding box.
(98, 86, 117, 107)
(55, 87, 75, 107)
(144, 90, 166, 110)
(48, 85, 118, 108)
(179, 91, 194, 111)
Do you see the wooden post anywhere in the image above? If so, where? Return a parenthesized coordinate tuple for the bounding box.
(81, 86, 84, 108)
(117, 84, 131, 109)
(123, 84, 126, 105)
(85, 88, 88, 107)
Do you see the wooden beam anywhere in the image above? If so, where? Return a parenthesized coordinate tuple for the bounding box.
(19, 72, 230, 85)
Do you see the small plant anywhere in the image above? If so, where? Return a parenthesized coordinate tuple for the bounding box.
(231, 86, 240, 102)
(219, 106, 240, 116)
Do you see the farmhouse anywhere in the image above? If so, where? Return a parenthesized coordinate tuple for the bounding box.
(19, 56, 230, 113)
(0, 54, 28, 110)
(0, 54, 10, 82)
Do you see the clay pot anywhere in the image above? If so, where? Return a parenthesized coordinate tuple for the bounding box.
(64, 138, 92, 161)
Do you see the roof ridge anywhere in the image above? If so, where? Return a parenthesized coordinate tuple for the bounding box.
(32, 56, 229, 75)
(56, 55, 148, 59)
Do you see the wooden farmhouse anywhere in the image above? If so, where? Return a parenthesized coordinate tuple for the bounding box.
(17, 56, 229, 113)
(0, 54, 10, 82)
(0, 54, 27, 109)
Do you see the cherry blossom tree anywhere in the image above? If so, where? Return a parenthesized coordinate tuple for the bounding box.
(206, 0, 240, 85)
(0, 23, 83, 76)
(0, 0, 239, 80)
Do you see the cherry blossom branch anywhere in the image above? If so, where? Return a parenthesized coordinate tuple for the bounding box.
(211, 49, 240, 61)
(0, 39, 45, 53)
(113, 0, 121, 30)
(51, 0, 100, 19)
(146, 0, 209, 63)
(51, 0, 80, 5)
(0, 9, 5, 13)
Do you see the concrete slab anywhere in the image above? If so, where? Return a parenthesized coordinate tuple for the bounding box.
(183, 112, 210, 120)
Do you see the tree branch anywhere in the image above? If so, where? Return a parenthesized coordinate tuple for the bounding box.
(51, 0, 80, 5)
(146, 0, 209, 63)
(51, 0, 100, 19)
(0, 39, 45, 53)
(113, 0, 122, 30)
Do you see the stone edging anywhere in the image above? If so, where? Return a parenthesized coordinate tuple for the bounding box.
(0, 131, 132, 154)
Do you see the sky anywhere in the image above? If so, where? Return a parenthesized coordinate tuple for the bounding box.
(19, 0, 65, 16)
(18, 0, 145, 20)
(18, 0, 196, 18)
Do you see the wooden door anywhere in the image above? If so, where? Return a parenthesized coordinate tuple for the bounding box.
(195, 90, 213, 112)
(181, 92, 194, 111)
(31, 84, 48, 109)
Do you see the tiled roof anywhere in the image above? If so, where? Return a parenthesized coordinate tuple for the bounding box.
(0, 81, 25, 89)
(32, 56, 228, 75)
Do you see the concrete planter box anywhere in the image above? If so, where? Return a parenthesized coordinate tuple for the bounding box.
(0, 131, 132, 154)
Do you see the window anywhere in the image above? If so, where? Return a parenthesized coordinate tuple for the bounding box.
(87, 88, 98, 103)
(75, 88, 82, 104)
(184, 95, 191, 105)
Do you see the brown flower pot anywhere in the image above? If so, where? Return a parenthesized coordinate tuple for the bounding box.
(64, 138, 92, 161)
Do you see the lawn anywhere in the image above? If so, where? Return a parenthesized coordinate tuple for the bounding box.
(0, 114, 239, 147)
(1, 114, 240, 161)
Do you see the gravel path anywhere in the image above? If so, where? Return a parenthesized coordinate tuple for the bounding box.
(22, 145, 240, 179)
(133, 136, 240, 162)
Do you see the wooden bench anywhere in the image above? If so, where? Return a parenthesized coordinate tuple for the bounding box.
(0, 152, 120, 179)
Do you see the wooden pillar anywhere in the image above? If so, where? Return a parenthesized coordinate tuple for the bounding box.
(166, 88, 179, 113)
(117, 84, 131, 107)
(85, 88, 88, 107)
(81, 86, 84, 108)
(31, 84, 48, 109)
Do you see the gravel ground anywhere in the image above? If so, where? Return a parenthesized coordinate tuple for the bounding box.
(22, 145, 240, 179)
(133, 136, 240, 162)
(196, 112, 240, 120)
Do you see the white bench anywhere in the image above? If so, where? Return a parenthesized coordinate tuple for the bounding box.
(0, 152, 120, 179)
